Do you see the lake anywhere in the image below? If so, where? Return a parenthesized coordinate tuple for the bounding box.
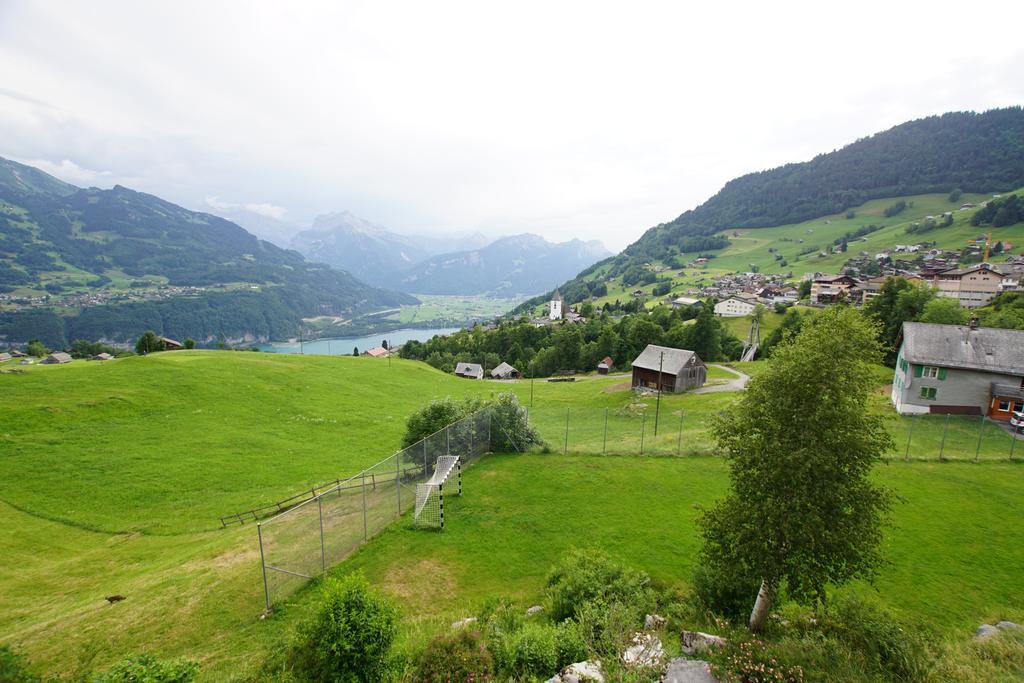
(257, 327, 460, 356)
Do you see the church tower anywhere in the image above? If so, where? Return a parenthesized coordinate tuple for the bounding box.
(549, 290, 563, 320)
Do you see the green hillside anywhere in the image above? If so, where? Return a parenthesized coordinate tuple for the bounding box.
(519, 107, 1024, 311)
(2, 352, 1024, 680)
(0, 157, 416, 347)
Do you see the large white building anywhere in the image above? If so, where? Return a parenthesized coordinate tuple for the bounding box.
(549, 290, 563, 320)
(714, 297, 757, 317)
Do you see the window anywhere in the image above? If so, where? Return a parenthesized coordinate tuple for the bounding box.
(919, 387, 937, 400)
(998, 400, 1011, 412)
(922, 366, 939, 379)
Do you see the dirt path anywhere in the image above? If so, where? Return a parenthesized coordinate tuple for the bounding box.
(693, 364, 750, 394)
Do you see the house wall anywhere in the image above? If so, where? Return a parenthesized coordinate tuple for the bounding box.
(714, 299, 755, 317)
(631, 367, 678, 392)
(891, 343, 1022, 415)
(674, 360, 707, 391)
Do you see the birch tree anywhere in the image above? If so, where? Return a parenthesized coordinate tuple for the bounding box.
(698, 306, 893, 632)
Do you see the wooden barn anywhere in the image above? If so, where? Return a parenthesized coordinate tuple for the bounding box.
(630, 344, 706, 393)
(596, 356, 613, 375)
(490, 362, 521, 379)
(454, 362, 484, 380)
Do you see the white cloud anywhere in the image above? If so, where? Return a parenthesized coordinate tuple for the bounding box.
(16, 158, 112, 187)
(243, 202, 287, 220)
(0, 1, 1022, 251)
(204, 195, 236, 211)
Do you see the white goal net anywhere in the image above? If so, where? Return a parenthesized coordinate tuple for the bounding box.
(414, 455, 461, 529)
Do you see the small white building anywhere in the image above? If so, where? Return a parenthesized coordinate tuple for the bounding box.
(714, 297, 757, 317)
(549, 290, 563, 320)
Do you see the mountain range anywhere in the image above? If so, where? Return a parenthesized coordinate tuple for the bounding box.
(0, 156, 415, 346)
(286, 213, 610, 295)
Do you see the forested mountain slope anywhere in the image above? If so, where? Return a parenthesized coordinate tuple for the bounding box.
(518, 107, 1024, 309)
(0, 157, 415, 346)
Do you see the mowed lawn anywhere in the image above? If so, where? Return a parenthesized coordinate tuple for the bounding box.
(322, 455, 1024, 652)
(2, 351, 1023, 680)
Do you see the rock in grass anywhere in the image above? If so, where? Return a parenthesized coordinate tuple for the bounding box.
(996, 621, 1021, 631)
(663, 657, 718, 683)
(680, 630, 727, 655)
(547, 661, 604, 683)
(645, 613, 666, 629)
(976, 624, 1000, 639)
(451, 616, 477, 629)
(622, 632, 664, 667)
(527, 604, 544, 615)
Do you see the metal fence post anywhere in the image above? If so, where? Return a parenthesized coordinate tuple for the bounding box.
(446, 426, 450, 455)
(361, 473, 368, 541)
(677, 411, 684, 456)
(563, 407, 569, 455)
(395, 453, 401, 515)
(939, 413, 950, 461)
(318, 495, 326, 574)
(603, 407, 608, 455)
(640, 411, 646, 455)
(904, 413, 915, 461)
(975, 415, 985, 462)
(257, 523, 271, 613)
(423, 439, 428, 476)
(1011, 431, 1018, 461)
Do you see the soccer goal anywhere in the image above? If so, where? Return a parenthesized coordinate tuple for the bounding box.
(413, 455, 461, 529)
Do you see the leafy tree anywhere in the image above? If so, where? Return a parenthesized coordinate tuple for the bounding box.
(401, 396, 483, 448)
(25, 339, 47, 357)
(686, 306, 723, 362)
(918, 297, 969, 325)
(352, 346, 359, 357)
(798, 280, 812, 299)
(183, 337, 196, 349)
(862, 278, 935, 364)
(699, 307, 893, 632)
(135, 330, 166, 355)
(948, 188, 963, 203)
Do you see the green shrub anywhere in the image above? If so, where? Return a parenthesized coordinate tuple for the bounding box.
(545, 549, 652, 622)
(493, 621, 583, 680)
(413, 630, 494, 683)
(823, 593, 932, 681)
(290, 573, 399, 683)
(91, 653, 199, 683)
(573, 600, 640, 659)
(691, 563, 762, 623)
(401, 396, 484, 448)
(478, 596, 524, 638)
(553, 621, 587, 668)
(0, 645, 40, 683)
(489, 393, 545, 452)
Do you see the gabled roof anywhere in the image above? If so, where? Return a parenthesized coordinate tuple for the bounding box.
(363, 346, 388, 357)
(901, 322, 1024, 376)
(597, 356, 613, 368)
(631, 344, 701, 375)
(490, 362, 518, 377)
(44, 352, 72, 363)
(455, 362, 483, 376)
(813, 274, 858, 283)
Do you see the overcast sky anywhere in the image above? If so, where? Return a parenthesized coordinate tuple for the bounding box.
(1, 1, 1022, 251)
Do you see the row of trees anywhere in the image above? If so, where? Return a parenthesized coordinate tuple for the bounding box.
(400, 302, 745, 377)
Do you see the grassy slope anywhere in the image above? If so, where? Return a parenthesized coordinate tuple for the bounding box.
(2, 352, 1022, 680)
(532, 189, 1024, 317)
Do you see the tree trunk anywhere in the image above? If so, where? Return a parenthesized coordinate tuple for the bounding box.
(749, 579, 774, 633)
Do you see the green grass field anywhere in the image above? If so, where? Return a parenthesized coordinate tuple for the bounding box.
(2, 352, 1023, 680)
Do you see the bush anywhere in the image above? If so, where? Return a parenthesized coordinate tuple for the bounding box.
(290, 573, 399, 683)
(401, 396, 484, 448)
(413, 630, 494, 683)
(823, 593, 932, 681)
(478, 596, 524, 639)
(710, 639, 804, 682)
(492, 622, 584, 680)
(0, 645, 40, 683)
(692, 563, 762, 622)
(91, 654, 199, 682)
(489, 393, 545, 452)
(545, 549, 652, 622)
(574, 599, 639, 658)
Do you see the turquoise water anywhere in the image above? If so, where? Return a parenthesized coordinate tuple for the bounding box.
(257, 327, 459, 355)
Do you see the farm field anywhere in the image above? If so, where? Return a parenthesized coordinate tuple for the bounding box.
(1, 351, 1023, 680)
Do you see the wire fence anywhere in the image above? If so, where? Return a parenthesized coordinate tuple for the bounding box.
(523, 405, 1024, 462)
(256, 409, 492, 610)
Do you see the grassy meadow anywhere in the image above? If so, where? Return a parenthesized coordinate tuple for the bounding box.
(1, 351, 1023, 680)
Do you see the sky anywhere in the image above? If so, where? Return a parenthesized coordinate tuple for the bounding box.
(1, 1, 1023, 251)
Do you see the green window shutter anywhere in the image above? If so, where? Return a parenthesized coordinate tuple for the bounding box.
(913, 365, 923, 378)
(938, 367, 947, 380)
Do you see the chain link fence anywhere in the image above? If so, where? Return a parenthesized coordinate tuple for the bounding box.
(524, 404, 1024, 462)
(256, 409, 492, 610)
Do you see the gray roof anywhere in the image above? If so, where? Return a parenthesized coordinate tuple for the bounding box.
(901, 322, 1024, 376)
(631, 344, 701, 375)
(455, 362, 483, 377)
(43, 352, 72, 364)
(490, 362, 518, 378)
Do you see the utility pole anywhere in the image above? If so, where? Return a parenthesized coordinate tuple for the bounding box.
(654, 351, 664, 436)
(299, 328, 304, 355)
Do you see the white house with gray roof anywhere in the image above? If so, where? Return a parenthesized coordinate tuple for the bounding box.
(454, 362, 483, 380)
(890, 321, 1024, 420)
